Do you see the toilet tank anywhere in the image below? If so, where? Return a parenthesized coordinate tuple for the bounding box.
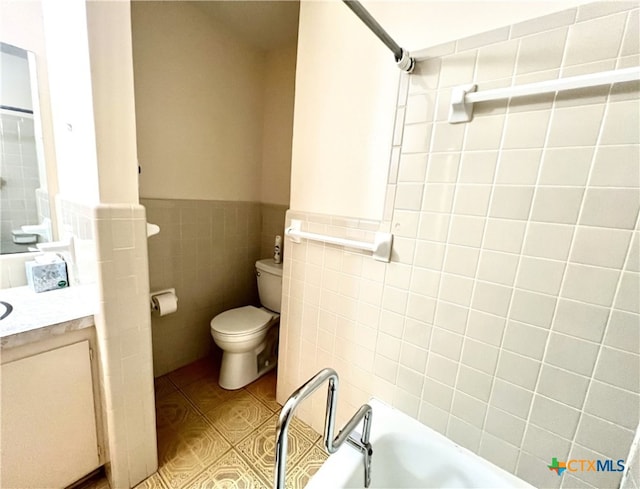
(256, 259, 283, 313)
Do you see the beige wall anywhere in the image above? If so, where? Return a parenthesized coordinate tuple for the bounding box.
(132, 1, 295, 207)
(132, 1, 265, 202)
(291, 0, 397, 220)
(41, 0, 101, 204)
(261, 44, 297, 206)
(86, 1, 139, 204)
(290, 0, 592, 220)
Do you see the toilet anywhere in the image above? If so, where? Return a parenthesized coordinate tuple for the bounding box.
(210, 258, 283, 390)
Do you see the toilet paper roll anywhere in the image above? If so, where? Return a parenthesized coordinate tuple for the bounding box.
(152, 292, 178, 316)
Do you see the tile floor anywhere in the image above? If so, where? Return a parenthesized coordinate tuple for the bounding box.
(83, 357, 327, 489)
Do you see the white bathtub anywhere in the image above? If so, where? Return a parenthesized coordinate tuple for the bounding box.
(305, 399, 533, 489)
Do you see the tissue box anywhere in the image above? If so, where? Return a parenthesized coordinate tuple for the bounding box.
(25, 260, 69, 293)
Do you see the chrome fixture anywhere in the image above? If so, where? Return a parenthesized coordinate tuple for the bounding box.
(273, 368, 373, 488)
(0, 301, 13, 320)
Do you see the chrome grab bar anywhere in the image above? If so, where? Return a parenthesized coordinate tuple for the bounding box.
(273, 368, 373, 489)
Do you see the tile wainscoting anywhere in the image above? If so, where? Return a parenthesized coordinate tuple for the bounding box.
(142, 199, 288, 376)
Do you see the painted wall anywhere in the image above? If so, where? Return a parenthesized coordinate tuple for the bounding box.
(86, 1, 139, 204)
(290, 0, 397, 220)
(132, 1, 296, 206)
(132, 1, 265, 202)
(278, 4, 640, 489)
(261, 45, 297, 206)
(289, 0, 593, 220)
(41, 0, 100, 204)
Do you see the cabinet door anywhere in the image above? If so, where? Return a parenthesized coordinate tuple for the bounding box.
(1, 340, 99, 488)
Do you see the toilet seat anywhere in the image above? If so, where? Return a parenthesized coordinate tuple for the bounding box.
(210, 305, 275, 336)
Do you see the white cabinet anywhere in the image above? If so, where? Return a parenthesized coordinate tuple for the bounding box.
(1, 340, 100, 488)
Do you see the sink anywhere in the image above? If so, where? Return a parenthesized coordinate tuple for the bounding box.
(0, 301, 13, 320)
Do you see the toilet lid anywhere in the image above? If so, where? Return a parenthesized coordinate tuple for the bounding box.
(211, 306, 274, 336)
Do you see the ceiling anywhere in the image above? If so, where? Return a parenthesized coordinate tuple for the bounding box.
(192, 1, 300, 51)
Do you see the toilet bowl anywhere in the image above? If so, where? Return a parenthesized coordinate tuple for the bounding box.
(210, 259, 283, 389)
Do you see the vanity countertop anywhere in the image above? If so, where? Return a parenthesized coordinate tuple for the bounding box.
(0, 285, 96, 349)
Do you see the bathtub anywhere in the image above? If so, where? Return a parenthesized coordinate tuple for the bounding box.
(305, 399, 533, 489)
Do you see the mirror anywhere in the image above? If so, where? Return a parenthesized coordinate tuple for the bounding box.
(0, 42, 52, 254)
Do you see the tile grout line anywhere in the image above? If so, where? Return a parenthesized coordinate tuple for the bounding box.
(557, 13, 635, 487)
(466, 29, 525, 463)
(510, 19, 581, 480)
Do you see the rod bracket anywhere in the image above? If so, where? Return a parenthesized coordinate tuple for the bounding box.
(396, 49, 415, 73)
(448, 84, 477, 124)
(286, 219, 302, 243)
(372, 232, 393, 262)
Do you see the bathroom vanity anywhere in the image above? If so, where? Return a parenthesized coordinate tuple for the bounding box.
(0, 285, 104, 488)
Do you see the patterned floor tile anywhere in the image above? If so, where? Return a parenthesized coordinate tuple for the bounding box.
(204, 391, 274, 445)
(285, 445, 328, 489)
(159, 443, 210, 489)
(245, 370, 281, 412)
(157, 415, 230, 466)
(290, 415, 322, 444)
(236, 415, 315, 484)
(158, 417, 233, 489)
(155, 375, 177, 399)
(183, 420, 231, 463)
(134, 471, 168, 489)
(185, 449, 265, 489)
(145, 364, 329, 489)
(181, 376, 245, 414)
(168, 356, 219, 388)
(158, 425, 190, 466)
(156, 389, 202, 431)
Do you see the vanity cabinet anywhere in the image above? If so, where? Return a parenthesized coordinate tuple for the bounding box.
(1, 340, 100, 488)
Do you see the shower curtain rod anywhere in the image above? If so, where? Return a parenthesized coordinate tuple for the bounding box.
(343, 0, 415, 73)
(0, 104, 33, 115)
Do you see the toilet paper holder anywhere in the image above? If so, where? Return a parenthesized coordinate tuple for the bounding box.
(150, 288, 177, 313)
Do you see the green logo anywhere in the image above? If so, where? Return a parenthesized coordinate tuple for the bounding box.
(58, 280, 68, 288)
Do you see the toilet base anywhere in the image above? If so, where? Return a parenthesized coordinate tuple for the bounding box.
(218, 352, 277, 390)
(218, 327, 278, 390)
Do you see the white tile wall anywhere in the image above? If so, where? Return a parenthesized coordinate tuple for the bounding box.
(278, 4, 640, 489)
(93, 204, 157, 488)
(52, 199, 156, 488)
